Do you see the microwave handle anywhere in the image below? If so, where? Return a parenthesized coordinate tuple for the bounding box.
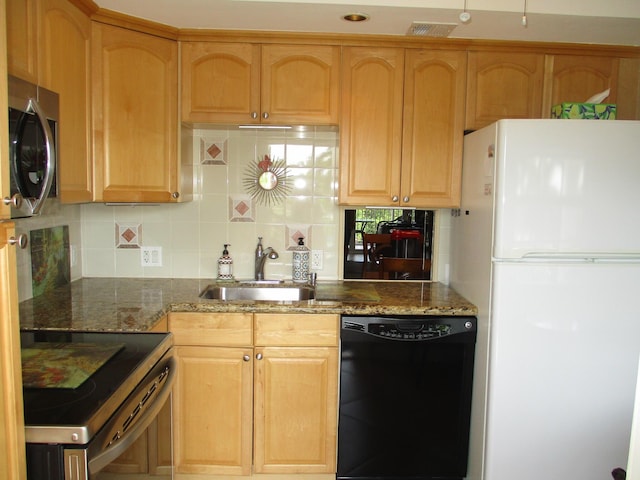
(26, 97, 55, 215)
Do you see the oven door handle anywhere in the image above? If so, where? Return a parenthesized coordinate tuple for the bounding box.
(19, 97, 56, 216)
(87, 356, 176, 475)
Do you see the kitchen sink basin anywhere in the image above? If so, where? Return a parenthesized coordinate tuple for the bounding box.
(199, 283, 316, 301)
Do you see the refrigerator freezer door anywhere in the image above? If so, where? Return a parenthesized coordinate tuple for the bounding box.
(485, 261, 640, 480)
(487, 120, 640, 260)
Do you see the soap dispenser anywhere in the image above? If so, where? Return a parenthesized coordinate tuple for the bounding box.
(292, 237, 310, 283)
(217, 244, 234, 281)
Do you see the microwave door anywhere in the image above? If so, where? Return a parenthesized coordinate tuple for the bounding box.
(10, 97, 56, 216)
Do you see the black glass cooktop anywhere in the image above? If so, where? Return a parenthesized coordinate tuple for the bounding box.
(21, 330, 172, 443)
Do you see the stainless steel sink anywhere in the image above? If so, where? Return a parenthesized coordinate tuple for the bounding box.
(199, 283, 316, 301)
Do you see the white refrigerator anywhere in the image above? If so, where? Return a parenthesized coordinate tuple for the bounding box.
(450, 119, 640, 480)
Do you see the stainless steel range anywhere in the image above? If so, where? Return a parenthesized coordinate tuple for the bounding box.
(21, 330, 175, 480)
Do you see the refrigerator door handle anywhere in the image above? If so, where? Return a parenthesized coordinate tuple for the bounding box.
(496, 253, 640, 263)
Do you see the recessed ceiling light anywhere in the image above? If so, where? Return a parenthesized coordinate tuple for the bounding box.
(343, 13, 369, 22)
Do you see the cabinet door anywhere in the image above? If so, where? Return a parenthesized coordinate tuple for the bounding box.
(543, 54, 619, 117)
(466, 51, 545, 130)
(6, 0, 38, 82)
(173, 345, 253, 475)
(181, 42, 260, 123)
(402, 49, 466, 208)
(261, 44, 340, 124)
(339, 47, 404, 206)
(0, 222, 27, 480)
(253, 346, 338, 474)
(39, 0, 93, 203)
(92, 23, 180, 203)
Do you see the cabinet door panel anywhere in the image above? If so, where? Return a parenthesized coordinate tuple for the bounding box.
(39, 0, 93, 203)
(402, 49, 465, 208)
(7, 0, 38, 82)
(92, 23, 179, 202)
(543, 54, 619, 116)
(262, 44, 340, 124)
(181, 42, 260, 123)
(173, 345, 253, 475)
(0, 222, 27, 479)
(466, 51, 544, 130)
(339, 47, 404, 206)
(254, 347, 338, 474)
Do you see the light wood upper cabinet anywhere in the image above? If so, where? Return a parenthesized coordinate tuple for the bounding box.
(92, 23, 189, 203)
(339, 47, 404, 207)
(466, 51, 545, 130)
(339, 47, 465, 208)
(542, 54, 619, 117)
(6, 0, 38, 83)
(401, 49, 466, 208)
(181, 42, 340, 124)
(39, 0, 93, 203)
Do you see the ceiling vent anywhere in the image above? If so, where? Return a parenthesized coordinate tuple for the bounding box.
(406, 21, 457, 37)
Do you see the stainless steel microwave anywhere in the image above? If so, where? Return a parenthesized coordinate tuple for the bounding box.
(8, 75, 58, 218)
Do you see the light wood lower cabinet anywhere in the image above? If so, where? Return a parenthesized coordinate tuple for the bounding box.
(169, 312, 339, 478)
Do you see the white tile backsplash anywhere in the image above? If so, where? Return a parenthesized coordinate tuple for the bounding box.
(15, 128, 452, 301)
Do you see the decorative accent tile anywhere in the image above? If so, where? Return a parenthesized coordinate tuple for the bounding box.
(200, 136, 228, 165)
(285, 225, 311, 250)
(116, 223, 142, 248)
(229, 195, 255, 222)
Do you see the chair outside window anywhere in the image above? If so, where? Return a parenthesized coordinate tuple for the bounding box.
(379, 257, 431, 280)
(361, 233, 392, 278)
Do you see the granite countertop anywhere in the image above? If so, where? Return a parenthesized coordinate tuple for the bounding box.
(18, 278, 477, 332)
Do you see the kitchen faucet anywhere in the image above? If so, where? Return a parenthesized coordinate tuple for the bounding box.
(254, 237, 279, 281)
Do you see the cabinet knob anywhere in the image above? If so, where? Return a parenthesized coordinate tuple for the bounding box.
(251, 112, 258, 119)
(3, 194, 23, 208)
(243, 354, 250, 362)
(8, 234, 28, 249)
(171, 192, 180, 199)
(403, 196, 410, 203)
(256, 353, 263, 360)
(262, 112, 269, 120)
(391, 195, 399, 202)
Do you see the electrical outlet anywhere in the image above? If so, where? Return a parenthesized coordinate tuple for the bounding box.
(69, 245, 77, 267)
(311, 250, 323, 270)
(141, 247, 163, 267)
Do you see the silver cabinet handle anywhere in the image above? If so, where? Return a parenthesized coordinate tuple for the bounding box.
(3, 193, 23, 208)
(9, 234, 28, 249)
(243, 354, 250, 362)
(262, 112, 269, 120)
(256, 353, 263, 360)
(171, 192, 179, 199)
(391, 195, 399, 202)
(403, 196, 410, 203)
(251, 112, 258, 119)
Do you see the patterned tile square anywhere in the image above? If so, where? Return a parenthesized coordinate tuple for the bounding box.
(286, 225, 311, 250)
(229, 195, 255, 222)
(116, 223, 142, 248)
(200, 136, 228, 165)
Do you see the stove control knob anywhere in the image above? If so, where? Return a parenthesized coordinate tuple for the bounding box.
(71, 433, 79, 442)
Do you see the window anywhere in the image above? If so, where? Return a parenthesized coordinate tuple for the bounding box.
(344, 208, 434, 280)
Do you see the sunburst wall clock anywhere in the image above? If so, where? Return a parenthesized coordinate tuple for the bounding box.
(243, 154, 291, 206)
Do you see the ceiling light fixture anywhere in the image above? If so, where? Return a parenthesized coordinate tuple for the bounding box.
(459, 0, 471, 23)
(343, 13, 369, 23)
(522, 0, 528, 26)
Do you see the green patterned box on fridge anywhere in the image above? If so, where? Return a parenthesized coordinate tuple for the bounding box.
(551, 103, 617, 119)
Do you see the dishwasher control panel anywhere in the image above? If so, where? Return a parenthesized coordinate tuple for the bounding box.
(342, 316, 476, 341)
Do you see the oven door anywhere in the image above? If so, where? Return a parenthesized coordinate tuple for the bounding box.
(26, 352, 175, 480)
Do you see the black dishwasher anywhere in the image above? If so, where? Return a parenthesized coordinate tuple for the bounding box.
(337, 315, 476, 480)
